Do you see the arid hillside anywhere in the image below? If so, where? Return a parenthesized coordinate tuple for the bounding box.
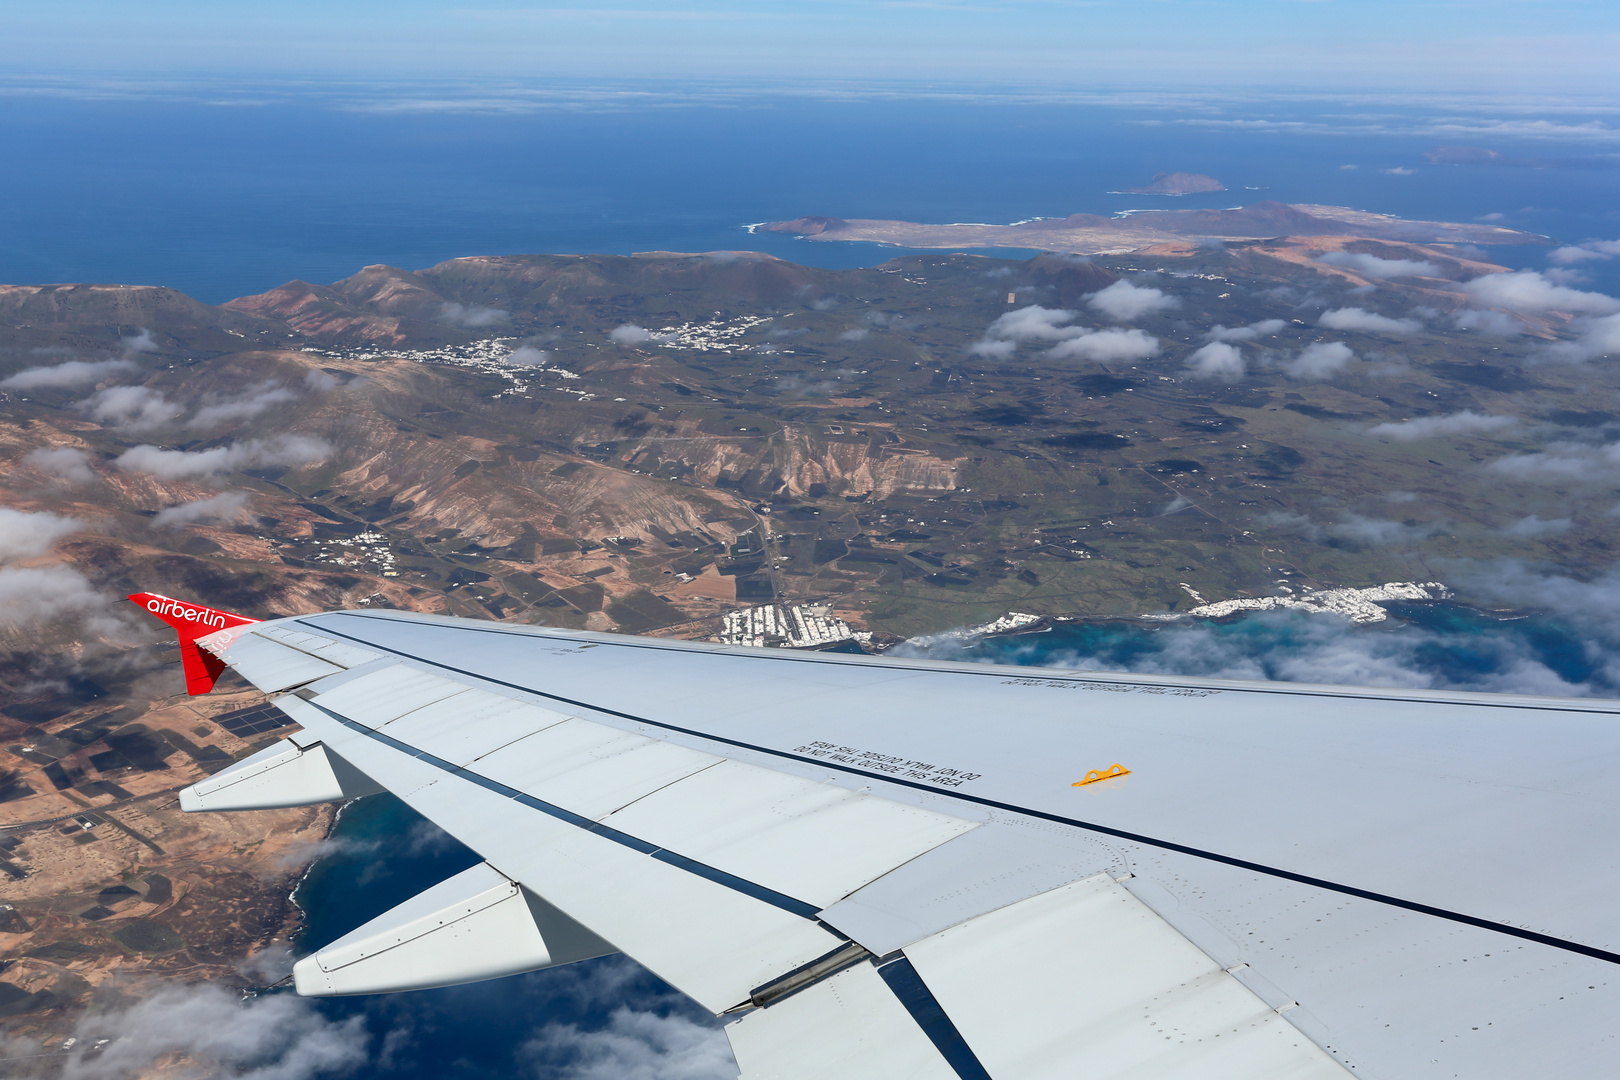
(1, 233, 1613, 1032)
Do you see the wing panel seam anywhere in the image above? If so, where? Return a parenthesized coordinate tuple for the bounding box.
(297, 698, 824, 921)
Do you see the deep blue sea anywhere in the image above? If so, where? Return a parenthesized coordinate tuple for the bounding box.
(1, 83, 1618, 302)
(9, 79, 1620, 1078)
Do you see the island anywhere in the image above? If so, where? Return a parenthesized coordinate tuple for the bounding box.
(1116, 171, 1226, 195)
(755, 200, 1545, 253)
(0, 218, 1604, 1038)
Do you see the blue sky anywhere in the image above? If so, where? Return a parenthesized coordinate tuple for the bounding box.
(6, 0, 1620, 93)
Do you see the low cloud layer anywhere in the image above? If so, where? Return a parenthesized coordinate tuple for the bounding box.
(1487, 440, 1620, 481)
(524, 1006, 737, 1080)
(0, 563, 114, 633)
(1316, 251, 1441, 280)
(1318, 307, 1421, 334)
(610, 324, 674, 346)
(0, 508, 84, 561)
(1544, 312, 1620, 362)
(1206, 319, 1286, 343)
(116, 435, 331, 480)
(441, 302, 511, 328)
(973, 305, 1159, 362)
(153, 491, 253, 527)
(1085, 280, 1179, 321)
(1502, 514, 1572, 538)
(191, 382, 300, 427)
(1462, 270, 1620, 315)
(120, 328, 158, 353)
(1548, 239, 1620, 265)
(505, 345, 552, 367)
(52, 982, 369, 1080)
(76, 386, 183, 430)
(23, 446, 96, 483)
(1279, 341, 1354, 380)
(1366, 410, 1517, 441)
(1184, 341, 1245, 381)
(1262, 509, 1444, 548)
(1045, 327, 1160, 362)
(0, 510, 125, 638)
(0, 358, 136, 390)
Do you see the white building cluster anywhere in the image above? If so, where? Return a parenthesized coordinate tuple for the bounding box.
(1184, 581, 1452, 624)
(718, 604, 857, 648)
(650, 314, 774, 353)
(308, 529, 400, 577)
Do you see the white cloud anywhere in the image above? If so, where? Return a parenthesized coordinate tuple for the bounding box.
(971, 304, 1159, 361)
(1461, 270, 1620, 315)
(1366, 410, 1517, 441)
(77, 385, 183, 430)
(441, 302, 511, 328)
(1260, 510, 1443, 547)
(1279, 341, 1355, 380)
(304, 369, 342, 391)
(1548, 239, 1620, 265)
(191, 381, 300, 427)
(1544, 312, 1620, 362)
(1206, 319, 1285, 342)
(523, 1007, 736, 1080)
(57, 981, 369, 1080)
(1044, 328, 1160, 363)
(505, 345, 552, 367)
(1316, 251, 1441, 280)
(121, 328, 158, 353)
(610, 324, 674, 346)
(0, 508, 84, 561)
(1452, 308, 1527, 335)
(1085, 280, 1179, 322)
(115, 435, 331, 480)
(1487, 440, 1620, 481)
(24, 446, 96, 483)
(153, 491, 252, 527)
(838, 328, 868, 341)
(1318, 307, 1421, 334)
(1330, 513, 1444, 546)
(1549, 246, 1607, 266)
(0, 358, 136, 390)
(1502, 514, 1571, 537)
(982, 305, 1077, 342)
(0, 564, 110, 631)
(968, 338, 1016, 359)
(1184, 341, 1245, 381)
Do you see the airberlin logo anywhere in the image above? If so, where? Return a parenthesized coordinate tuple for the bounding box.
(145, 597, 230, 628)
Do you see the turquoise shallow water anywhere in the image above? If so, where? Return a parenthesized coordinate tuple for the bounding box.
(903, 602, 1613, 696)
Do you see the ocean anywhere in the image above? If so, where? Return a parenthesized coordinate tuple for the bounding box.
(2, 83, 1618, 303)
(9, 78, 1620, 1077)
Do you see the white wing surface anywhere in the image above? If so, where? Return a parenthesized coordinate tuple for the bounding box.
(182, 609, 1620, 1079)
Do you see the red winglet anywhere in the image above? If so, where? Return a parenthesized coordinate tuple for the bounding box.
(128, 592, 260, 695)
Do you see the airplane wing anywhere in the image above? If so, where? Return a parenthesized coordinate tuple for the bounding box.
(149, 598, 1619, 1080)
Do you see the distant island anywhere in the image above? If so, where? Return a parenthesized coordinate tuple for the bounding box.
(1116, 171, 1226, 195)
(756, 200, 1545, 255)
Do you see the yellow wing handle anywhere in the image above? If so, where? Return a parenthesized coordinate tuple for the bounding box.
(1073, 764, 1131, 787)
